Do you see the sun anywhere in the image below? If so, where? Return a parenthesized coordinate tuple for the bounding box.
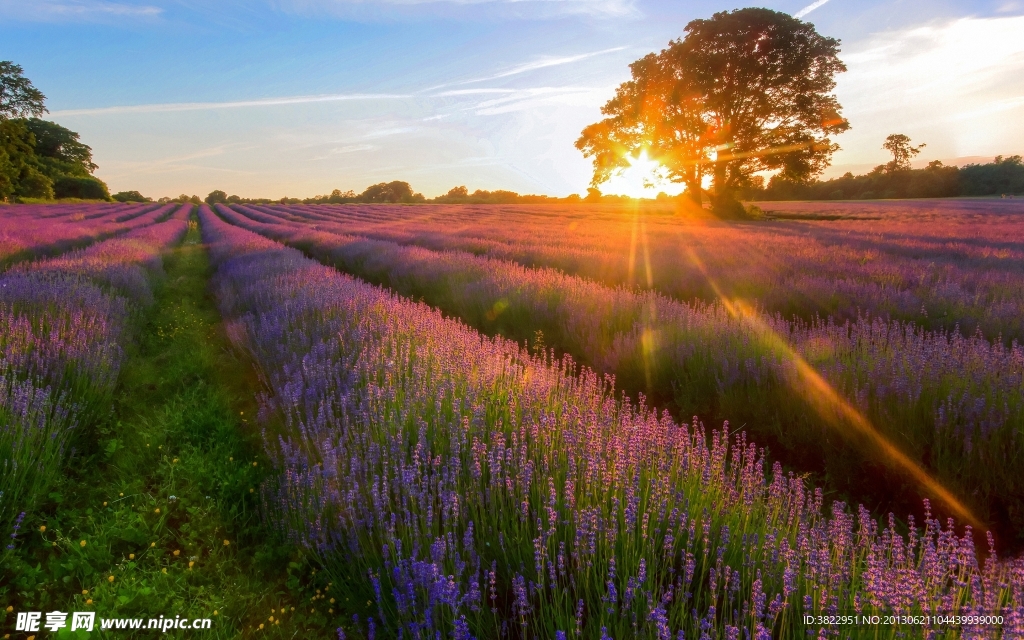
(600, 150, 684, 199)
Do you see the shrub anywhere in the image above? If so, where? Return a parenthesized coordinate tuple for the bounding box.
(53, 175, 109, 200)
(112, 190, 149, 202)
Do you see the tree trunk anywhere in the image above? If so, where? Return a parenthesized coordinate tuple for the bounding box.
(681, 163, 703, 207)
(711, 163, 743, 218)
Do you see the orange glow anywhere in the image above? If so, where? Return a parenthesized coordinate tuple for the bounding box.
(683, 247, 983, 529)
(602, 150, 684, 198)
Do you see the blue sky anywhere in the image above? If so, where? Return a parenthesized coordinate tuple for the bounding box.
(3, 0, 1023, 198)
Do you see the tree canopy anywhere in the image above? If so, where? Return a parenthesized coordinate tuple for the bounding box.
(205, 190, 228, 205)
(0, 61, 47, 120)
(0, 61, 109, 201)
(882, 134, 925, 172)
(577, 8, 849, 215)
(113, 190, 151, 203)
(361, 181, 419, 203)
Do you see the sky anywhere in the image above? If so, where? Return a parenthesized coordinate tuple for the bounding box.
(2, 0, 1023, 198)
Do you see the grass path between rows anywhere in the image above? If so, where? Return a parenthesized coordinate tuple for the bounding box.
(2, 223, 363, 638)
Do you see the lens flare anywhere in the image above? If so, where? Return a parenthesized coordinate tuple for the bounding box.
(682, 246, 983, 529)
(602, 150, 684, 199)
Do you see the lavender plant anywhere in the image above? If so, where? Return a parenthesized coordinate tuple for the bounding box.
(0, 214, 188, 539)
(215, 203, 1024, 542)
(201, 205, 1024, 639)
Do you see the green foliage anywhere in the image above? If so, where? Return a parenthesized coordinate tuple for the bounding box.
(327, 189, 356, 203)
(359, 180, 422, 203)
(0, 119, 73, 200)
(0, 65, 102, 202)
(17, 165, 54, 198)
(23, 118, 97, 179)
(54, 175, 110, 200)
(960, 155, 1024, 196)
(0, 61, 47, 119)
(429, 187, 561, 204)
(112, 190, 151, 203)
(215, 183, 591, 206)
(205, 190, 228, 205)
(445, 185, 468, 198)
(758, 156, 1023, 200)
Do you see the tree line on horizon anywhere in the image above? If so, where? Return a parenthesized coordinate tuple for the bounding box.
(749, 154, 1024, 201)
(193, 182, 632, 207)
(192, 154, 1023, 208)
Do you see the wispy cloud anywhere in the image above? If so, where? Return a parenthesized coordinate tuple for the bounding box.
(794, 0, 831, 19)
(826, 14, 1024, 174)
(304, 144, 378, 161)
(52, 93, 411, 117)
(461, 47, 627, 84)
(274, 0, 636, 19)
(0, 0, 162, 21)
(433, 89, 518, 97)
(53, 46, 623, 118)
(469, 86, 609, 115)
(423, 47, 627, 92)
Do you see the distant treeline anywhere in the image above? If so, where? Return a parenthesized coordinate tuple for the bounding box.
(751, 155, 1024, 201)
(191, 182, 616, 206)
(189, 157, 1024, 209)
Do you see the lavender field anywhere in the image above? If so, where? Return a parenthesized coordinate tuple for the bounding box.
(3, 201, 1024, 638)
(212, 200, 1024, 546)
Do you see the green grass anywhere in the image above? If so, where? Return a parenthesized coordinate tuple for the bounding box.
(1, 224, 353, 638)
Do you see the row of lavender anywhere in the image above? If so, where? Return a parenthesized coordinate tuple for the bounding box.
(201, 204, 1024, 638)
(254, 200, 1024, 344)
(0, 204, 191, 542)
(0, 201, 169, 269)
(215, 203, 1024, 546)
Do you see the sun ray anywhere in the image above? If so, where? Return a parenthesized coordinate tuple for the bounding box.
(602, 150, 685, 199)
(682, 246, 983, 529)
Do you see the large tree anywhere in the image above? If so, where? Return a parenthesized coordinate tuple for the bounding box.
(882, 134, 925, 172)
(577, 8, 850, 215)
(0, 61, 47, 119)
(0, 62, 111, 201)
(360, 181, 417, 203)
